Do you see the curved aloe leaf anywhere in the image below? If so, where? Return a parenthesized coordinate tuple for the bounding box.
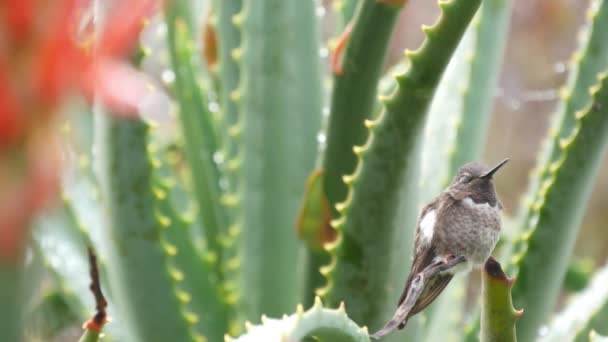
(517, 0, 608, 228)
(227, 297, 370, 342)
(589, 331, 608, 342)
(506, 70, 608, 342)
(94, 114, 192, 341)
(336, 0, 362, 28)
(538, 262, 608, 342)
(481, 257, 521, 342)
(33, 195, 127, 340)
(236, 0, 322, 319)
(320, 0, 481, 337)
(323, 0, 405, 216)
(165, 0, 229, 275)
(0, 264, 22, 342)
(216, 0, 244, 226)
(27, 292, 79, 340)
(33, 200, 96, 317)
(153, 178, 231, 341)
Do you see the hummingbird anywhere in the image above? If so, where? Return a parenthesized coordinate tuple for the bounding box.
(371, 158, 509, 339)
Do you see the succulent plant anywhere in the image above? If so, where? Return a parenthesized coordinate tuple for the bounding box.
(1, 0, 608, 341)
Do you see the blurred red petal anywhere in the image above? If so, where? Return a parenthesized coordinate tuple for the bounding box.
(0, 60, 25, 147)
(34, 0, 85, 104)
(0, 140, 60, 261)
(83, 58, 150, 116)
(96, 0, 157, 58)
(4, 0, 34, 42)
(0, 186, 31, 260)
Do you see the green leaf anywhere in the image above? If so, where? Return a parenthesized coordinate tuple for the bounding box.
(227, 297, 370, 342)
(538, 262, 608, 342)
(153, 178, 231, 341)
(27, 292, 79, 340)
(323, 0, 404, 216)
(517, 0, 608, 225)
(481, 258, 521, 342)
(507, 69, 608, 342)
(94, 115, 193, 341)
(165, 2, 229, 274)
(0, 264, 23, 342)
(216, 0, 243, 231)
(336, 0, 362, 28)
(237, 0, 323, 319)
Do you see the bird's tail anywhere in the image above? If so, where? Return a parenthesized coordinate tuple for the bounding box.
(369, 303, 411, 340)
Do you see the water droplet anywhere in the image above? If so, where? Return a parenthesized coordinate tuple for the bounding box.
(317, 132, 326, 144)
(508, 98, 521, 110)
(213, 151, 224, 164)
(319, 47, 329, 58)
(316, 6, 326, 18)
(219, 177, 229, 190)
(322, 107, 330, 117)
(553, 62, 567, 74)
(208, 102, 220, 113)
(156, 22, 167, 38)
(161, 69, 176, 84)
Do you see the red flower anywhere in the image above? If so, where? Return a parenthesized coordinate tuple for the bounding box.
(0, 0, 158, 260)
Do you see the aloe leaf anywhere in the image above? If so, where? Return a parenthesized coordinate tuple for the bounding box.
(505, 70, 608, 342)
(517, 0, 608, 229)
(27, 291, 79, 340)
(0, 264, 23, 342)
(481, 258, 521, 342)
(537, 262, 608, 342)
(563, 257, 595, 292)
(323, 0, 405, 216)
(32, 200, 95, 316)
(214, 0, 246, 314)
(78, 329, 103, 342)
(319, 0, 481, 337)
(32, 196, 129, 341)
(34, 160, 126, 340)
(236, 0, 322, 319)
(93, 114, 192, 341)
(216, 0, 243, 196)
(297, 169, 335, 307)
(335, 0, 362, 28)
(589, 331, 608, 342)
(227, 297, 370, 342)
(153, 178, 231, 341)
(165, 0, 229, 272)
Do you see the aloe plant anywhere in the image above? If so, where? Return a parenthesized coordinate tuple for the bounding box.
(1, 0, 608, 341)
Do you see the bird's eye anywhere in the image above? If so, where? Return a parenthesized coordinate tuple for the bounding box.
(459, 175, 471, 183)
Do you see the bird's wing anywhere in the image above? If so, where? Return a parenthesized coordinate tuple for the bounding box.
(372, 195, 465, 339)
(397, 197, 441, 306)
(407, 273, 452, 316)
(397, 193, 458, 316)
(400, 193, 461, 313)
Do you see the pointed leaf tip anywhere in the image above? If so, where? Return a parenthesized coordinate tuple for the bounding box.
(314, 296, 323, 308)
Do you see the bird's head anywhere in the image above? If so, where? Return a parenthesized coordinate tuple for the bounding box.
(448, 159, 509, 203)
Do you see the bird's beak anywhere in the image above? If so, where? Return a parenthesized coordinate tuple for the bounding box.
(481, 158, 509, 179)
